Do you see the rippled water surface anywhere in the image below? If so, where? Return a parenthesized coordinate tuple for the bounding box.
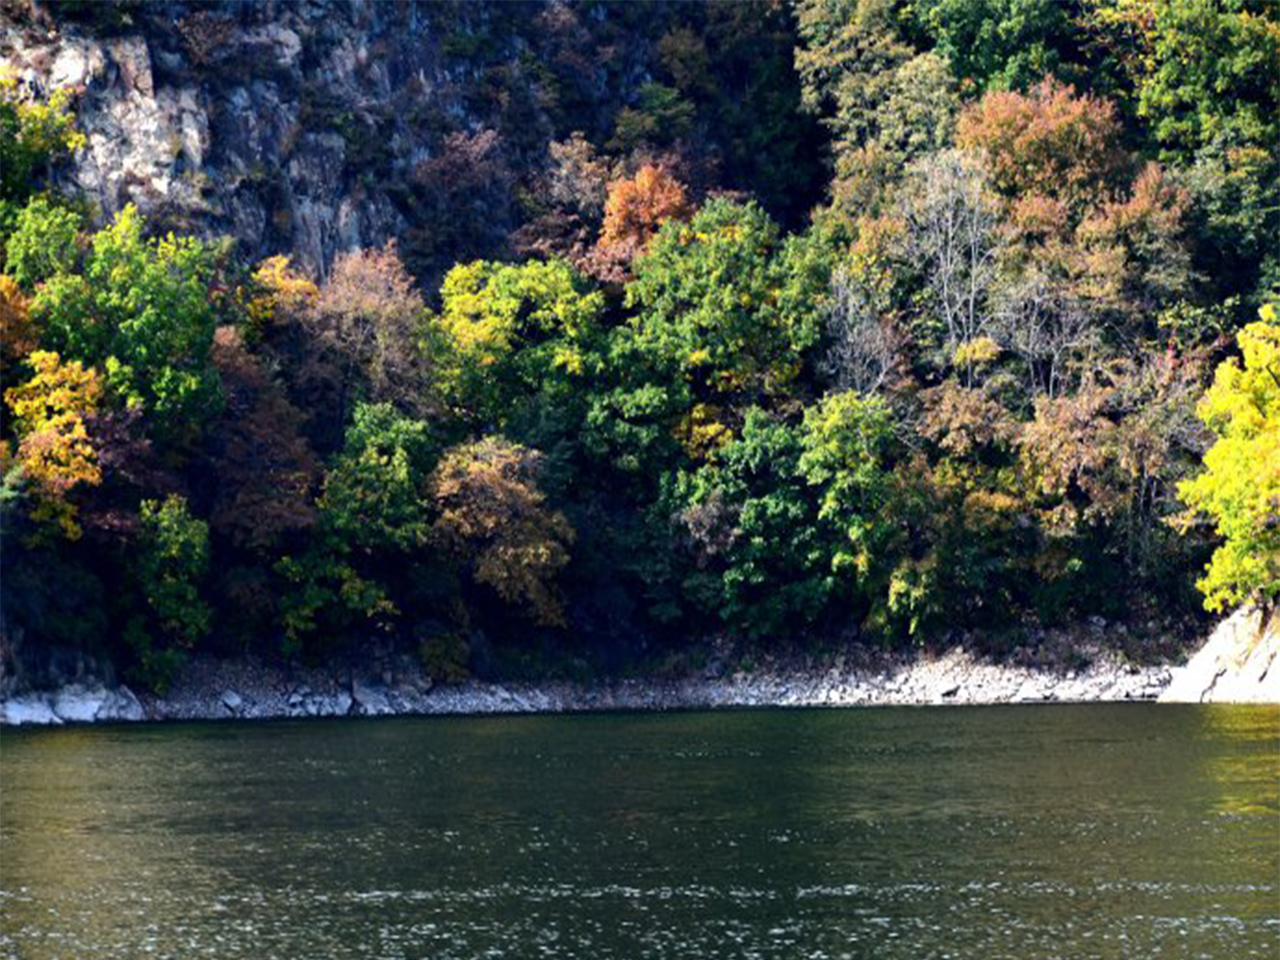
(1, 704, 1277, 959)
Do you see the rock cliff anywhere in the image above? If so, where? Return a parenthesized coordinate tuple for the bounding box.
(1, 1, 820, 287)
(1161, 607, 1279, 704)
(0, 2, 628, 282)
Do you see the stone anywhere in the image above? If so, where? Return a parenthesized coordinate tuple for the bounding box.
(97, 686, 146, 722)
(351, 680, 393, 716)
(1162, 607, 1280, 704)
(221, 690, 243, 712)
(52, 684, 108, 722)
(1, 695, 62, 726)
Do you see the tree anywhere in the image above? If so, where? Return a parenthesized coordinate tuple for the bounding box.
(4, 195, 82, 288)
(207, 326, 319, 553)
(0, 78, 84, 229)
(913, 0, 1078, 92)
(795, 0, 914, 157)
(135, 493, 212, 653)
(795, 2, 958, 216)
(0, 274, 38, 376)
(992, 259, 1098, 399)
(318, 402, 436, 555)
(829, 53, 959, 216)
(4, 349, 103, 540)
(1086, 0, 1279, 304)
(307, 242, 432, 418)
(820, 265, 904, 395)
(590, 164, 692, 279)
(799, 391, 898, 592)
(608, 83, 696, 153)
(1090, 0, 1280, 160)
(956, 77, 1127, 214)
(1019, 348, 1206, 596)
(627, 198, 825, 403)
(547, 133, 611, 218)
(1177, 309, 1280, 612)
(675, 409, 831, 638)
(900, 149, 1002, 375)
(1075, 163, 1194, 328)
(408, 128, 514, 281)
(32, 204, 222, 439)
(431, 258, 605, 429)
(245, 254, 318, 332)
(431, 437, 575, 626)
(273, 543, 396, 654)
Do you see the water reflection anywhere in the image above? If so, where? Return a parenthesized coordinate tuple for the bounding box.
(1, 704, 1277, 959)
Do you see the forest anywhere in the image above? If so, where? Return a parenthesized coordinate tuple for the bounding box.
(1, 0, 1277, 689)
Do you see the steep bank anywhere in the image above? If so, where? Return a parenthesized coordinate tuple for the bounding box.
(1161, 607, 1279, 704)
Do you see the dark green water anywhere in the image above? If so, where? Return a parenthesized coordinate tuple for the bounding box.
(1, 704, 1276, 960)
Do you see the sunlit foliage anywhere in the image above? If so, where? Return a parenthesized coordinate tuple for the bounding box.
(1178, 309, 1280, 611)
(4, 350, 102, 539)
(431, 437, 575, 626)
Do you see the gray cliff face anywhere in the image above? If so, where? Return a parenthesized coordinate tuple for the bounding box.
(0, 2, 626, 280)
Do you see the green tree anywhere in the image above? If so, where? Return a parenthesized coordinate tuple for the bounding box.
(913, 0, 1077, 92)
(4, 196, 82, 288)
(674, 409, 832, 638)
(1088, 0, 1280, 302)
(273, 543, 396, 654)
(0, 79, 84, 232)
(136, 494, 212, 652)
(318, 402, 436, 554)
(795, 1, 958, 215)
(799, 390, 898, 590)
(32, 204, 222, 439)
(627, 199, 827, 404)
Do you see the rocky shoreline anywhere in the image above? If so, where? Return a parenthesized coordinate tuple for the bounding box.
(0, 644, 1177, 726)
(3, 609, 1274, 727)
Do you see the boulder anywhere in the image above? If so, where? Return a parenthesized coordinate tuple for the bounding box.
(351, 679, 393, 716)
(96, 686, 146, 722)
(52, 684, 108, 723)
(1162, 607, 1280, 704)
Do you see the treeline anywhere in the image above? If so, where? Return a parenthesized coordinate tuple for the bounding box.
(1, 0, 1277, 687)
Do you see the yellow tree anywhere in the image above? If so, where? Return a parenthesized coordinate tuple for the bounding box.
(4, 350, 103, 538)
(1178, 307, 1280, 612)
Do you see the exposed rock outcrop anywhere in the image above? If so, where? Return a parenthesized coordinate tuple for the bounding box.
(0, 2, 694, 284)
(1161, 607, 1279, 704)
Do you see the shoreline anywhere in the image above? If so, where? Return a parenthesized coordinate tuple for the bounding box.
(3, 608, 1274, 726)
(0, 645, 1181, 727)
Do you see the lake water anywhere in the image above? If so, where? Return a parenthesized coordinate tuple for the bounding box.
(1, 704, 1276, 959)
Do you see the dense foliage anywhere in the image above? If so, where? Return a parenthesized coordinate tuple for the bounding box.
(2, 2, 1277, 687)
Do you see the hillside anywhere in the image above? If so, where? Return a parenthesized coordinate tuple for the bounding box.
(1, 0, 1277, 693)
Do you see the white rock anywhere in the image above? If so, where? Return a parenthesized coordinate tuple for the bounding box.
(1, 695, 62, 726)
(221, 690, 243, 711)
(351, 680, 392, 716)
(53, 684, 108, 722)
(1163, 607, 1280, 704)
(96, 686, 145, 722)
